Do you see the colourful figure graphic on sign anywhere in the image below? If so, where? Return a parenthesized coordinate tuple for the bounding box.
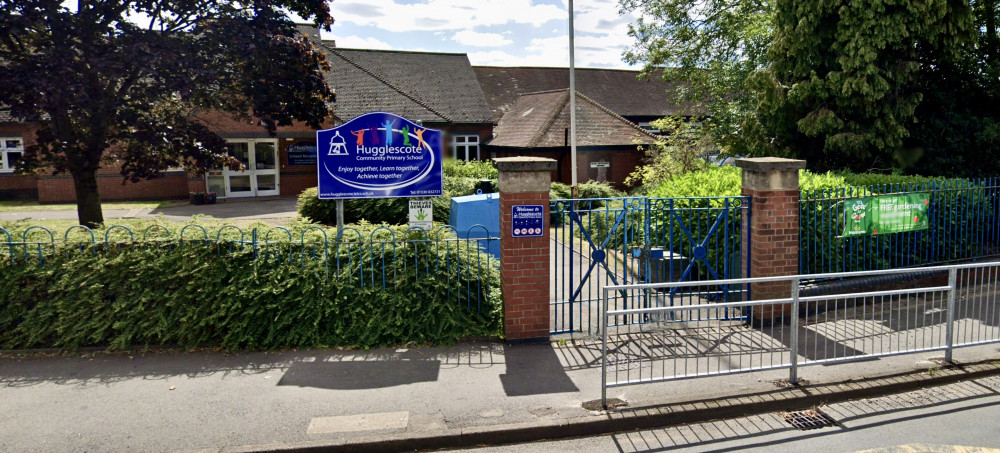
(328, 131, 348, 155)
(368, 126, 380, 145)
(415, 128, 427, 150)
(381, 119, 396, 146)
(350, 130, 365, 146)
(401, 125, 411, 146)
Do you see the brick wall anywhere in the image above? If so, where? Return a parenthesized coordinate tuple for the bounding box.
(278, 137, 317, 198)
(37, 169, 191, 203)
(0, 124, 39, 200)
(743, 187, 800, 319)
(500, 190, 551, 340)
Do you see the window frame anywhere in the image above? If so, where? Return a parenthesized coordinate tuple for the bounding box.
(451, 134, 480, 161)
(0, 137, 24, 173)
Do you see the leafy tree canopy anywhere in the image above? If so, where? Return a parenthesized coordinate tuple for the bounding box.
(621, 0, 773, 151)
(0, 0, 334, 226)
(745, 0, 974, 172)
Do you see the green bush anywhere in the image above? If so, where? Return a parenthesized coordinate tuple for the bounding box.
(298, 159, 497, 226)
(0, 242, 501, 350)
(580, 167, 865, 282)
(799, 174, 998, 273)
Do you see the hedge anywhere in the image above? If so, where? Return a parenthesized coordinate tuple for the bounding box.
(299, 159, 498, 226)
(0, 242, 501, 350)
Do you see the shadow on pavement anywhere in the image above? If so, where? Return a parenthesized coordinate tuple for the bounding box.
(277, 360, 441, 389)
(500, 342, 579, 396)
(0, 341, 506, 388)
(609, 374, 1000, 453)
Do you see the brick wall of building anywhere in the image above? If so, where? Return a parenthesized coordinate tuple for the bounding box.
(278, 137, 318, 199)
(0, 124, 40, 200)
(37, 169, 191, 203)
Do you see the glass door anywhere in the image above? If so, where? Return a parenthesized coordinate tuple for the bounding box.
(252, 141, 279, 197)
(207, 139, 280, 198)
(226, 142, 254, 198)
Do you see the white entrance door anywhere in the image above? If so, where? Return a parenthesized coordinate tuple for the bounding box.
(208, 139, 280, 198)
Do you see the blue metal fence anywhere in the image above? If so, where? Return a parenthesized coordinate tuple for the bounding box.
(0, 224, 499, 313)
(800, 179, 1000, 274)
(549, 196, 750, 334)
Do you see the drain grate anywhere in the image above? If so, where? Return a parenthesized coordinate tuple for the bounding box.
(781, 409, 837, 430)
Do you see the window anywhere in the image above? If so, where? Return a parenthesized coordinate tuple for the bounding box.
(451, 135, 480, 161)
(1, 138, 23, 172)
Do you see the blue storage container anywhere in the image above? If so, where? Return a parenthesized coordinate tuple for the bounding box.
(449, 191, 500, 259)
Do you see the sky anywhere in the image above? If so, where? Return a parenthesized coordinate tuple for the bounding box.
(320, 0, 642, 69)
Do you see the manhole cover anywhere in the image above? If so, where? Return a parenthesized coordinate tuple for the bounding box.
(781, 409, 836, 430)
(773, 378, 810, 388)
(582, 398, 627, 411)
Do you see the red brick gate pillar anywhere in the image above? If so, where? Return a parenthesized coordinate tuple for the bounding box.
(496, 157, 556, 342)
(735, 157, 807, 323)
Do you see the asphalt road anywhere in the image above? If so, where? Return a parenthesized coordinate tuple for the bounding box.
(459, 374, 1000, 453)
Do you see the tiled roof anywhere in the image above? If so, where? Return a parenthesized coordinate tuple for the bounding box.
(472, 66, 703, 123)
(488, 89, 659, 148)
(319, 45, 494, 124)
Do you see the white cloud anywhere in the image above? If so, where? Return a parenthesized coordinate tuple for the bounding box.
(335, 35, 393, 50)
(333, 0, 564, 32)
(452, 30, 513, 47)
(329, 0, 641, 68)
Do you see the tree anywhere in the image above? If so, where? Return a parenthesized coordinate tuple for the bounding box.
(620, 0, 773, 152)
(625, 117, 712, 191)
(745, 0, 973, 172)
(904, 0, 1000, 177)
(0, 0, 334, 227)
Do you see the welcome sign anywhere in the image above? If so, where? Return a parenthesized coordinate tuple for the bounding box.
(843, 194, 930, 237)
(315, 112, 443, 199)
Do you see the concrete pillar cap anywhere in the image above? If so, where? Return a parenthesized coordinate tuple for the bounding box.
(734, 157, 806, 172)
(495, 157, 557, 172)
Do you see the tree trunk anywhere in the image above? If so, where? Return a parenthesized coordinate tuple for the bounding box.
(72, 167, 104, 228)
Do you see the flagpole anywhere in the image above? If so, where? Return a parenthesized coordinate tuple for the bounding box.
(569, 0, 578, 198)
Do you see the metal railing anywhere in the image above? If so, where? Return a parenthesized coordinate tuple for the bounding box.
(800, 179, 1000, 274)
(600, 261, 1000, 407)
(550, 196, 748, 334)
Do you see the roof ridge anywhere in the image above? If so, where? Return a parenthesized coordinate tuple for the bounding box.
(575, 91, 659, 140)
(519, 88, 570, 96)
(528, 89, 569, 148)
(472, 65, 642, 74)
(322, 43, 453, 122)
(334, 47, 469, 56)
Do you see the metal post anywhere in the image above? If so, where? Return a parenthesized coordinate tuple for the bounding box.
(789, 277, 800, 385)
(568, 0, 578, 197)
(336, 199, 345, 234)
(601, 288, 608, 409)
(251, 228, 258, 260)
(945, 267, 957, 363)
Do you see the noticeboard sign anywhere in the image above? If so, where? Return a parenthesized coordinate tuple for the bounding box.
(511, 205, 544, 237)
(315, 112, 443, 199)
(409, 200, 433, 231)
(287, 141, 317, 166)
(843, 193, 930, 237)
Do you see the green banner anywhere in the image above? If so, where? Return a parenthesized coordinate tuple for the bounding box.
(843, 193, 930, 237)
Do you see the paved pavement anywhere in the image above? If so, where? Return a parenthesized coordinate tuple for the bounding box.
(464, 373, 1000, 452)
(0, 340, 997, 453)
(0, 198, 299, 222)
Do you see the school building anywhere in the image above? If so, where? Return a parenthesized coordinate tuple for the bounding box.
(0, 26, 694, 203)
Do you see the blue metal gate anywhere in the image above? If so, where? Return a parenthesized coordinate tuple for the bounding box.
(549, 196, 750, 334)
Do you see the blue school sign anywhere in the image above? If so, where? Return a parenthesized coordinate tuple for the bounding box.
(316, 112, 443, 199)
